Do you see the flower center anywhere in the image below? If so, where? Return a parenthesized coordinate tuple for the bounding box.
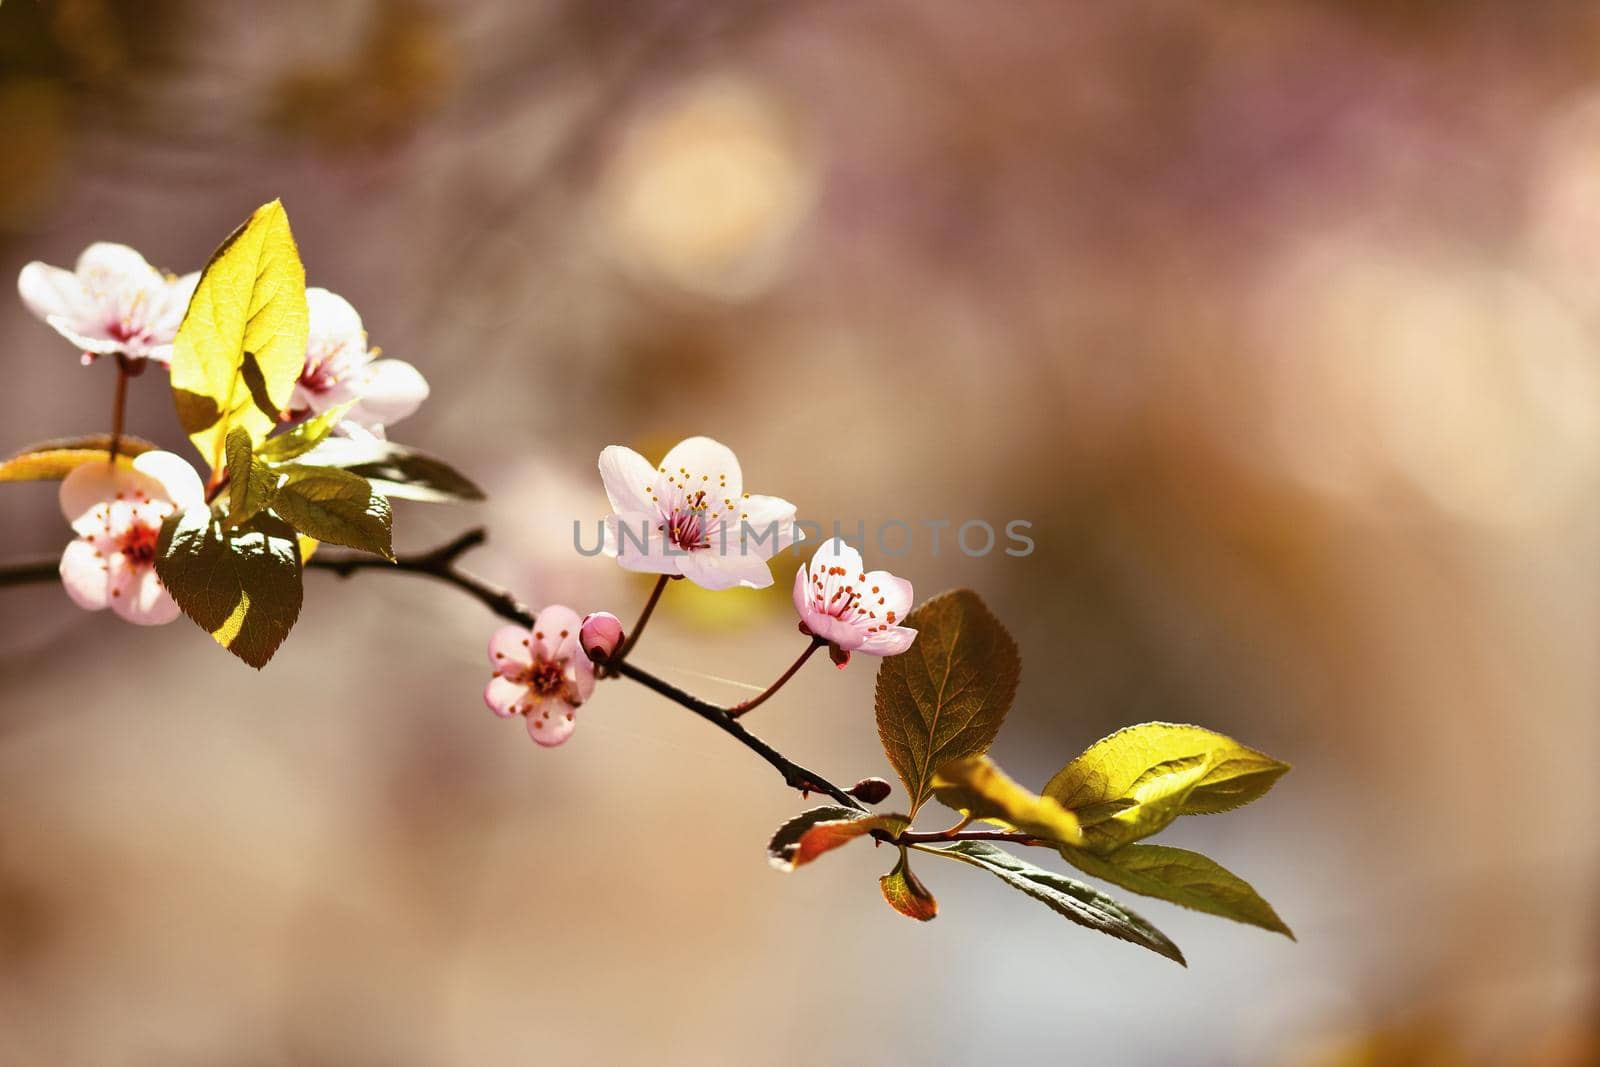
(118, 522, 160, 566)
(662, 504, 709, 551)
(520, 657, 568, 698)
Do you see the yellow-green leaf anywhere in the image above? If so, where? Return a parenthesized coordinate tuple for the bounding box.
(1043, 723, 1290, 854)
(256, 401, 354, 463)
(874, 589, 1020, 817)
(169, 199, 308, 474)
(272, 464, 393, 559)
(880, 848, 938, 921)
(766, 806, 908, 871)
(0, 434, 157, 482)
(224, 427, 278, 527)
(931, 755, 1083, 846)
(1060, 844, 1294, 938)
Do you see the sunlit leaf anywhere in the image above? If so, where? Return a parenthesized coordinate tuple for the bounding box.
(766, 806, 908, 871)
(874, 589, 1020, 816)
(273, 464, 393, 559)
(1060, 843, 1294, 938)
(298, 436, 484, 502)
(880, 847, 938, 921)
(169, 199, 308, 474)
(155, 506, 303, 669)
(925, 840, 1184, 964)
(256, 402, 355, 463)
(0, 434, 158, 482)
(1044, 723, 1290, 854)
(224, 428, 278, 527)
(931, 755, 1083, 845)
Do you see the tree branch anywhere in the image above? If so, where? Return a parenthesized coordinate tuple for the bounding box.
(0, 529, 865, 811)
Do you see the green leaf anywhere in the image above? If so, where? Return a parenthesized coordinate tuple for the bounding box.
(874, 589, 1021, 816)
(766, 806, 909, 872)
(169, 199, 309, 475)
(931, 755, 1083, 845)
(880, 847, 938, 921)
(925, 841, 1185, 965)
(224, 428, 278, 527)
(299, 436, 485, 503)
(155, 507, 303, 669)
(256, 402, 354, 463)
(1060, 843, 1294, 938)
(273, 465, 394, 559)
(0, 434, 158, 482)
(1043, 723, 1290, 854)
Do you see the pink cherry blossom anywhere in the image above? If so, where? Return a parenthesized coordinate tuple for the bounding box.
(291, 287, 429, 438)
(17, 243, 199, 365)
(579, 611, 624, 662)
(598, 436, 797, 591)
(57, 451, 205, 625)
(793, 538, 917, 663)
(483, 606, 597, 746)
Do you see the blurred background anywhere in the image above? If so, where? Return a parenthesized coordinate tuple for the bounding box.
(1, 1, 1597, 1064)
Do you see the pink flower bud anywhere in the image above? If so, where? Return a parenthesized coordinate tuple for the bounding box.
(579, 611, 625, 662)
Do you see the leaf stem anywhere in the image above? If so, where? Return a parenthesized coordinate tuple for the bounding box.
(728, 638, 826, 719)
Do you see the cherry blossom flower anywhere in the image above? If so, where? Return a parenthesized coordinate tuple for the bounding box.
(291, 287, 429, 438)
(793, 538, 917, 665)
(57, 451, 205, 625)
(598, 436, 797, 590)
(484, 606, 597, 746)
(17, 243, 198, 365)
(579, 611, 624, 663)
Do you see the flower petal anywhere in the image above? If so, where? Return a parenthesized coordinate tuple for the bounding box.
(488, 624, 534, 675)
(857, 625, 918, 657)
(602, 512, 685, 576)
(526, 703, 578, 747)
(531, 604, 583, 661)
(132, 451, 205, 510)
(659, 436, 742, 503)
(348, 359, 429, 430)
(677, 547, 774, 591)
(111, 565, 179, 625)
(598, 445, 659, 515)
(305, 287, 366, 347)
(17, 262, 90, 325)
(733, 493, 797, 559)
(862, 570, 913, 622)
(58, 539, 111, 612)
(484, 675, 528, 718)
(75, 242, 160, 286)
(44, 317, 123, 355)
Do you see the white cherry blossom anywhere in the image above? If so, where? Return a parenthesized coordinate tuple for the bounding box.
(292, 287, 429, 437)
(793, 538, 917, 662)
(18, 243, 198, 365)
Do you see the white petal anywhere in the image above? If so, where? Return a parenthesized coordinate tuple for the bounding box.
(75, 242, 160, 285)
(857, 626, 918, 657)
(733, 494, 798, 559)
(59, 461, 161, 528)
(810, 537, 865, 578)
(488, 624, 534, 674)
(347, 359, 428, 429)
(602, 512, 685, 576)
(132, 451, 205, 510)
(598, 445, 659, 514)
(526, 703, 578, 747)
(306, 287, 366, 348)
(58, 539, 111, 612)
(45, 317, 122, 355)
(659, 436, 743, 503)
(678, 548, 773, 591)
(111, 565, 179, 625)
(862, 570, 913, 621)
(18, 262, 90, 325)
(484, 676, 528, 718)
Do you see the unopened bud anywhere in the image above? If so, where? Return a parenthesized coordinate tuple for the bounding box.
(579, 611, 624, 662)
(828, 643, 851, 669)
(848, 777, 893, 804)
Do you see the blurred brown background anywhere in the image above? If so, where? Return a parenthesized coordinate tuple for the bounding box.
(1, 1, 1597, 1064)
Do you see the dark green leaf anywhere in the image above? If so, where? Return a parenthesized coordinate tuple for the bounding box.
(273, 465, 394, 559)
(874, 588, 1020, 816)
(155, 507, 303, 669)
(225, 428, 277, 526)
(1060, 843, 1294, 938)
(926, 840, 1185, 964)
(300, 437, 485, 503)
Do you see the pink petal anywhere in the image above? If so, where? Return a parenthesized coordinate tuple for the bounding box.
(792, 563, 813, 622)
(348, 359, 428, 430)
(565, 655, 596, 704)
(862, 570, 913, 622)
(58, 538, 111, 612)
(488, 625, 534, 675)
(110, 564, 179, 626)
(45, 318, 124, 355)
(132, 451, 205, 510)
(598, 445, 659, 515)
(531, 605, 583, 662)
(858, 626, 918, 657)
(526, 702, 578, 747)
(484, 676, 529, 718)
(659, 436, 743, 503)
(59, 462, 151, 529)
(306, 287, 366, 348)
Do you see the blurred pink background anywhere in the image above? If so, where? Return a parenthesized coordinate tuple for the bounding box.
(1, 2, 1596, 1064)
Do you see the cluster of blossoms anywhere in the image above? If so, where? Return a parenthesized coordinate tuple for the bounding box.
(487, 436, 919, 746)
(17, 241, 432, 625)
